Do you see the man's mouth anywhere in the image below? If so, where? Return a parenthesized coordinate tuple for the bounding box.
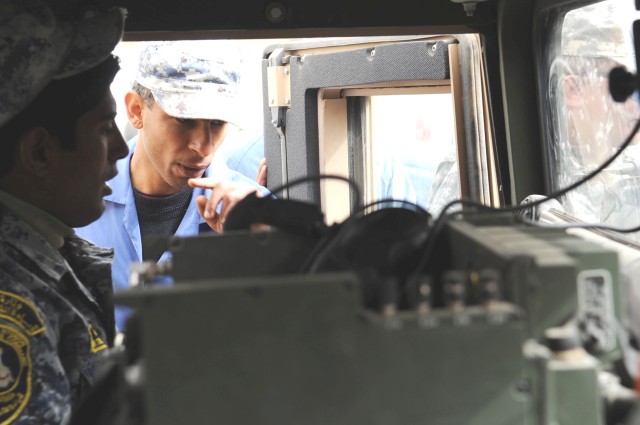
(103, 169, 117, 195)
(178, 164, 207, 178)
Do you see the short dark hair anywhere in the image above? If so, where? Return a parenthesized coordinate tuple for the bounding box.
(132, 81, 155, 107)
(0, 55, 121, 178)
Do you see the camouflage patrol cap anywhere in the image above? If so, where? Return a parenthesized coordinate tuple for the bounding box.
(561, 0, 637, 69)
(136, 41, 241, 126)
(0, 0, 126, 128)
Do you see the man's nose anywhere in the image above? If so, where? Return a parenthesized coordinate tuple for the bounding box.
(188, 124, 217, 157)
(110, 129, 129, 161)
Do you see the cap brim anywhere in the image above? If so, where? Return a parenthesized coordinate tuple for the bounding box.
(152, 89, 243, 128)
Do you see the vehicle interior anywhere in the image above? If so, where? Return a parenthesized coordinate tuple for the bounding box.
(95, 0, 640, 423)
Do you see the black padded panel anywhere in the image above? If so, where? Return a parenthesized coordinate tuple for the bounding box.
(263, 39, 453, 203)
(119, 0, 496, 35)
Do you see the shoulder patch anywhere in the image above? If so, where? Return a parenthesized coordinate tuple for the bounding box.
(87, 324, 107, 354)
(0, 325, 31, 424)
(0, 291, 45, 336)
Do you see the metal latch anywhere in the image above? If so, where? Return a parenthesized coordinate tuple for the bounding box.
(267, 48, 292, 198)
(267, 51, 291, 108)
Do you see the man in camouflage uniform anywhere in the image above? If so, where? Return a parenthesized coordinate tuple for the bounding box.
(0, 1, 129, 423)
(552, 0, 640, 228)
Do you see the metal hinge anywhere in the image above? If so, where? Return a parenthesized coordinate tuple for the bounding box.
(267, 48, 292, 198)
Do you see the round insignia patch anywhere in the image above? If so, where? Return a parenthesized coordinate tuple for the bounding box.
(0, 325, 30, 424)
(0, 291, 45, 336)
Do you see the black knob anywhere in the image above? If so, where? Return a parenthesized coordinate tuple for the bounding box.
(609, 66, 637, 103)
(544, 326, 581, 352)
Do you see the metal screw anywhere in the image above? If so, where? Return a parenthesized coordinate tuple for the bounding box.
(463, 2, 477, 17)
(515, 379, 531, 393)
(270, 8, 282, 20)
(432, 44, 437, 52)
(265, 2, 286, 23)
(370, 50, 376, 57)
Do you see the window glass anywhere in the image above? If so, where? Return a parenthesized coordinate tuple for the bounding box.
(548, 0, 640, 238)
(367, 94, 459, 214)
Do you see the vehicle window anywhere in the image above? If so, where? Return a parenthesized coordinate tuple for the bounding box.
(546, 0, 640, 241)
(312, 38, 485, 223)
(318, 83, 461, 223)
(366, 93, 459, 212)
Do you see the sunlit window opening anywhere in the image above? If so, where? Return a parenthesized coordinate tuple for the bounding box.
(368, 94, 459, 212)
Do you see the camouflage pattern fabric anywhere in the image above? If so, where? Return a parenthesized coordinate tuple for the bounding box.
(561, 0, 635, 67)
(0, 0, 126, 128)
(0, 205, 115, 424)
(135, 41, 242, 125)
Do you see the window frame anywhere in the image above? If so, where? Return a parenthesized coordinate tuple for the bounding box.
(264, 35, 498, 222)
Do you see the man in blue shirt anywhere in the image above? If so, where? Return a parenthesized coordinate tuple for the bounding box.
(76, 42, 267, 331)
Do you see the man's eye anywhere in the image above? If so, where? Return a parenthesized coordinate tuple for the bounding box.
(176, 118, 195, 125)
(102, 120, 118, 135)
(210, 119, 226, 127)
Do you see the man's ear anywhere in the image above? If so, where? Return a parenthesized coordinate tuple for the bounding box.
(563, 75, 583, 108)
(125, 91, 145, 129)
(17, 128, 59, 177)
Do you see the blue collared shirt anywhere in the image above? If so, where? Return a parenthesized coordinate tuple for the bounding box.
(76, 136, 267, 330)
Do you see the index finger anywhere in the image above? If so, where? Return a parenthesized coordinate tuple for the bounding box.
(188, 177, 221, 190)
(256, 158, 267, 186)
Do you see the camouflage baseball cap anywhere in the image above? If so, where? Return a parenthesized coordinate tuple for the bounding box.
(0, 0, 126, 128)
(561, 0, 637, 69)
(135, 41, 242, 126)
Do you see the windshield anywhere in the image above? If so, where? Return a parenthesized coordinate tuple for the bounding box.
(546, 0, 640, 242)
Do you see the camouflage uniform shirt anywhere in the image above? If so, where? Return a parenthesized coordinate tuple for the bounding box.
(0, 203, 115, 424)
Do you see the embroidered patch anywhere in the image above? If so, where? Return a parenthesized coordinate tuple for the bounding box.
(87, 324, 107, 354)
(0, 291, 45, 336)
(0, 325, 31, 424)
